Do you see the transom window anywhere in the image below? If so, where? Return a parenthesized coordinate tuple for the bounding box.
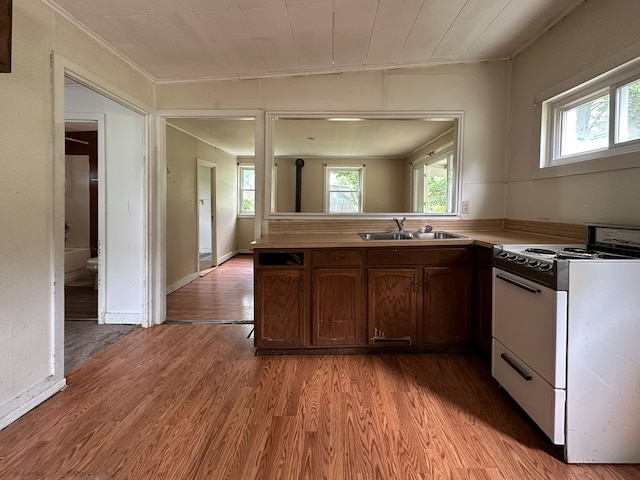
(541, 59, 640, 170)
(324, 165, 364, 213)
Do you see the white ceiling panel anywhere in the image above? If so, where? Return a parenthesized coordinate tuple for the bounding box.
(49, 0, 586, 81)
(367, 29, 409, 64)
(288, 3, 333, 36)
(373, 0, 423, 32)
(195, 10, 253, 42)
(333, 33, 369, 66)
(243, 7, 292, 39)
(333, 1, 378, 35)
(256, 37, 300, 71)
(237, 0, 286, 8)
(432, 0, 511, 60)
(184, 0, 240, 12)
(294, 35, 333, 68)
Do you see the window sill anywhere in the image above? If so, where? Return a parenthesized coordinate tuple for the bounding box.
(533, 149, 640, 179)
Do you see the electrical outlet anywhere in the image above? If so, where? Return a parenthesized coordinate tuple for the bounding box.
(461, 201, 470, 214)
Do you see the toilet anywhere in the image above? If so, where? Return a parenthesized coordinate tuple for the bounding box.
(86, 257, 98, 289)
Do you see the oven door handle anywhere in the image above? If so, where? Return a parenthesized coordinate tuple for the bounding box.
(496, 273, 540, 294)
(500, 353, 532, 381)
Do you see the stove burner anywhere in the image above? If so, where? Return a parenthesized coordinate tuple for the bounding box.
(523, 248, 557, 255)
(562, 247, 594, 254)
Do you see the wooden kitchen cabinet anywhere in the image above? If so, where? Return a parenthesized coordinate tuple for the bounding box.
(367, 246, 471, 349)
(312, 269, 363, 345)
(311, 248, 364, 346)
(367, 268, 418, 346)
(254, 245, 472, 353)
(254, 252, 307, 349)
(423, 266, 472, 345)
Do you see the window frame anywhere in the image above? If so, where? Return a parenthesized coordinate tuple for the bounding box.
(538, 57, 640, 177)
(323, 164, 365, 214)
(238, 164, 256, 217)
(412, 149, 454, 214)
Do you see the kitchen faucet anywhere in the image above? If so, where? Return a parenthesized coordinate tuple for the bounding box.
(393, 217, 406, 232)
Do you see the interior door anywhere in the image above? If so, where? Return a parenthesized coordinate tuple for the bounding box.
(198, 161, 217, 270)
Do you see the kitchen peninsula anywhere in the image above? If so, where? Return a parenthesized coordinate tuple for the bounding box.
(252, 220, 584, 356)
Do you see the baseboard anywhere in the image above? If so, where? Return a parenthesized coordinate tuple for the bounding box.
(238, 249, 252, 255)
(166, 272, 199, 295)
(103, 312, 144, 325)
(217, 250, 238, 265)
(0, 377, 67, 430)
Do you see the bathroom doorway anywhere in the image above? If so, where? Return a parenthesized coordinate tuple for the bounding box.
(64, 122, 99, 320)
(198, 161, 217, 272)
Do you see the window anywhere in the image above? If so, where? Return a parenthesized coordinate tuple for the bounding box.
(324, 165, 364, 213)
(238, 165, 255, 215)
(412, 152, 453, 213)
(541, 59, 640, 170)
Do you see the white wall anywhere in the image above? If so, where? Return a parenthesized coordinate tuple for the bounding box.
(156, 63, 511, 221)
(0, 0, 155, 428)
(166, 126, 239, 291)
(506, 0, 640, 225)
(65, 83, 147, 324)
(65, 155, 90, 248)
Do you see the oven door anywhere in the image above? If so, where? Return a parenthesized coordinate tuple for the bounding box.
(491, 268, 568, 445)
(492, 268, 567, 388)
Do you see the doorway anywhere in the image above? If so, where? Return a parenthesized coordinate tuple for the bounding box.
(198, 161, 217, 272)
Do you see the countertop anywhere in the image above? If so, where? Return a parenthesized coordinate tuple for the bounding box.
(251, 229, 582, 249)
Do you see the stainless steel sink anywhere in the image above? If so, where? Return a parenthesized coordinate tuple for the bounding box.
(358, 231, 468, 241)
(358, 232, 411, 240)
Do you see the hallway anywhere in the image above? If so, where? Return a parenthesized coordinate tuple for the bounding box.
(166, 255, 254, 322)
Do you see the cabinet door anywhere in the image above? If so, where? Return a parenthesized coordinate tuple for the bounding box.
(423, 267, 471, 344)
(255, 268, 305, 348)
(312, 269, 363, 346)
(367, 268, 418, 345)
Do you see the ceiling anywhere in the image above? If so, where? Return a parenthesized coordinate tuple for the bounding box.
(57, 0, 584, 157)
(167, 116, 454, 157)
(50, 0, 584, 83)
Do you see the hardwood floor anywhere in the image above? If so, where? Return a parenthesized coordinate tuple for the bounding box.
(1, 322, 639, 479)
(166, 255, 254, 322)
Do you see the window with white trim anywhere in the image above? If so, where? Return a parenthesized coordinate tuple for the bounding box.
(238, 165, 255, 216)
(324, 165, 364, 213)
(412, 151, 454, 213)
(541, 60, 640, 169)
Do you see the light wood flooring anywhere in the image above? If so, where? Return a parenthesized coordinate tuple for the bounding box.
(166, 255, 254, 322)
(2, 256, 639, 478)
(1, 324, 639, 479)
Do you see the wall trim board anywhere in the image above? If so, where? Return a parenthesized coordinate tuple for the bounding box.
(218, 250, 238, 265)
(166, 272, 199, 296)
(0, 378, 67, 430)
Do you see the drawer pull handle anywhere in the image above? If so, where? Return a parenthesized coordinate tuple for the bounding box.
(496, 274, 540, 294)
(500, 353, 532, 381)
(372, 336, 412, 345)
(333, 256, 345, 261)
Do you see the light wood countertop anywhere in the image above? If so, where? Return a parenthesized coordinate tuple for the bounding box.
(251, 229, 582, 250)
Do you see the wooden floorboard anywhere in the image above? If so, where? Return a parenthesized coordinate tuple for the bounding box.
(166, 255, 254, 322)
(1, 323, 639, 479)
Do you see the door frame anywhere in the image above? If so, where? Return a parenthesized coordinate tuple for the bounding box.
(65, 114, 106, 322)
(197, 159, 217, 269)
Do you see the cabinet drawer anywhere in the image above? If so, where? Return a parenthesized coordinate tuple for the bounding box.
(492, 339, 565, 445)
(367, 247, 471, 266)
(312, 249, 362, 267)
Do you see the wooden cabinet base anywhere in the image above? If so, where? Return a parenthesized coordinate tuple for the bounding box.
(255, 344, 472, 356)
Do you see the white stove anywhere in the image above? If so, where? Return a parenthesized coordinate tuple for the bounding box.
(491, 224, 640, 463)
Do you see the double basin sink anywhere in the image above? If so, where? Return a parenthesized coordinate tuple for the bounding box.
(358, 231, 469, 241)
